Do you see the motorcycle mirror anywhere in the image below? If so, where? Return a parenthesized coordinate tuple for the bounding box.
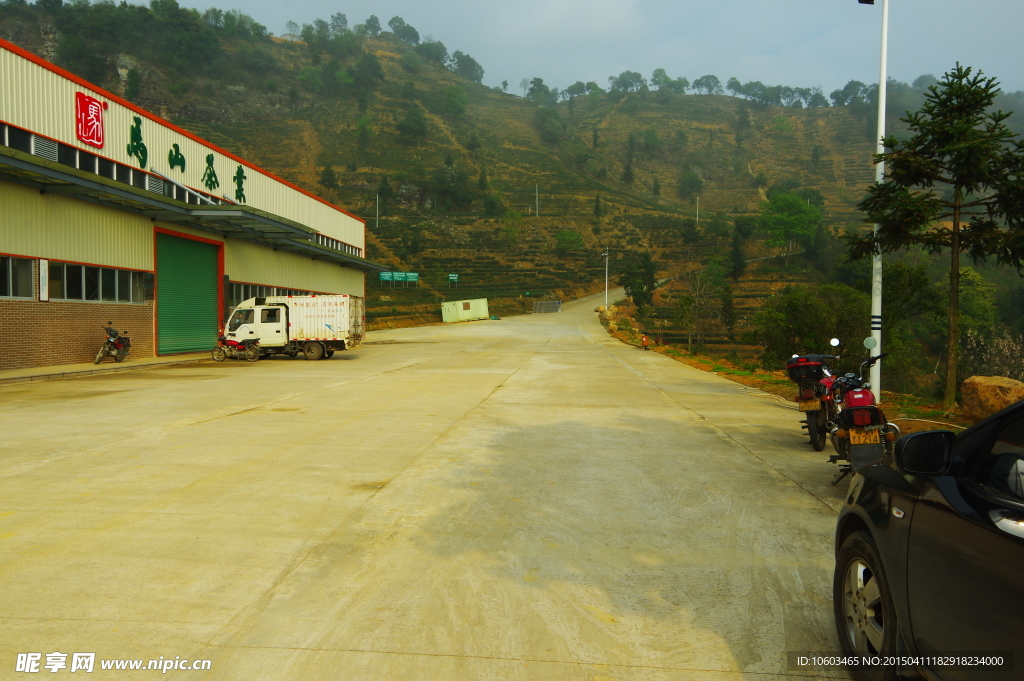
(863, 336, 877, 350)
(829, 338, 841, 347)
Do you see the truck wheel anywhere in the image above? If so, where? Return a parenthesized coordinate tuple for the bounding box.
(303, 342, 324, 361)
(324, 350, 335, 359)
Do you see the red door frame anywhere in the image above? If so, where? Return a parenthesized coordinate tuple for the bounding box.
(152, 226, 225, 356)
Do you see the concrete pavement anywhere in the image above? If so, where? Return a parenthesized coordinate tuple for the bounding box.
(0, 291, 849, 680)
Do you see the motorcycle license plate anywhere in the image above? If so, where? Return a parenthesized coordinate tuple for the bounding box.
(798, 399, 820, 411)
(849, 428, 880, 445)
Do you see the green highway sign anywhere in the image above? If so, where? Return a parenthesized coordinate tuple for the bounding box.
(448, 273, 459, 281)
(393, 272, 407, 282)
(379, 272, 393, 281)
(407, 272, 419, 282)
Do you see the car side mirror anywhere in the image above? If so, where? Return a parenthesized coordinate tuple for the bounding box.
(895, 430, 957, 476)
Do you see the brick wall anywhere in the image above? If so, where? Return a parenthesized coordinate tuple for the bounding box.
(0, 261, 154, 371)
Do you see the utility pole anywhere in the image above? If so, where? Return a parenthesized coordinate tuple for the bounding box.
(860, 0, 888, 402)
(535, 184, 539, 217)
(696, 195, 700, 223)
(603, 248, 609, 307)
(376, 194, 379, 232)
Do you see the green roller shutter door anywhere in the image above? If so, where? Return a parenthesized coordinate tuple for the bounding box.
(156, 233, 219, 353)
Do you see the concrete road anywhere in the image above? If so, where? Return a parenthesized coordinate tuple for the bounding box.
(0, 292, 850, 680)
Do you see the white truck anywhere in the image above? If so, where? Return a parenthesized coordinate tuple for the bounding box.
(224, 295, 365, 360)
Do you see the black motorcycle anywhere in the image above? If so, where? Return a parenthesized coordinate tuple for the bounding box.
(94, 322, 131, 364)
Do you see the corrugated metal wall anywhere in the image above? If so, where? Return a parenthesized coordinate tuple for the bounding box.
(0, 43, 364, 249)
(0, 182, 152, 269)
(224, 239, 364, 297)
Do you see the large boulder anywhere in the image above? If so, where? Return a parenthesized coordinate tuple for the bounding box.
(962, 375, 1024, 421)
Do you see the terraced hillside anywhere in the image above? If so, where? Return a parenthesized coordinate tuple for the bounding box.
(3, 15, 883, 332)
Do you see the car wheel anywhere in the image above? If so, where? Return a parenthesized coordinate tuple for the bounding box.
(808, 410, 826, 451)
(303, 341, 324, 361)
(834, 531, 899, 681)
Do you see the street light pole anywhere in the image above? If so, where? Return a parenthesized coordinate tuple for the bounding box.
(603, 249, 609, 307)
(861, 0, 888, 402)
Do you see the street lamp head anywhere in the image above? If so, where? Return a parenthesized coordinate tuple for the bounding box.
(858, 0, 875, 4)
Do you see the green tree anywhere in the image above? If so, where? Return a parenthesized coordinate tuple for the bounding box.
(750, 283, 870, 368)
(721, 284, 737, 341)
(450, 51, 484, 83)
(677, 170, 703, 201)
(125, 68, 141, 101)
(477, 167, 488, 190)
(848, 64, 1024, 409)
(758, 192, 822, 249)
(319, 166, 338, 189)
(356, 115, 372, 151)
(502, 80, 509, 92)
(593, 194, 602, 218)
(730, 230, 746, 280)
(396, 106, 428, 145)
(620, 161, 634, 185)
(364, 15, 381, 36)
(617, 253, 659, 309)
(555, 230, 584, 257)
(376, 176, 394, 212)
(679, 218, 700, 243)
(734, 215, 757, 239)
(692, 75, 723, 95)
(652, 177, 661, 196)
(591, 128, 600, 149)
(484, 195, 506, 218)
(442, 86, 468, 117)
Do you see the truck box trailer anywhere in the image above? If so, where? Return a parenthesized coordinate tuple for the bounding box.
(225, 295, 365, 360)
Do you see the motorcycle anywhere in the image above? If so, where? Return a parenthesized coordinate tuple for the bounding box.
(94, 322, 131, 364)
(211, 332, 260, 362)
(785, 339, 841, 452)
(825, 338, 900, 485)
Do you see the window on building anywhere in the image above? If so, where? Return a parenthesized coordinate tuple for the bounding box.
(0, 256, 34, 298)
(47, 262, 149, 303)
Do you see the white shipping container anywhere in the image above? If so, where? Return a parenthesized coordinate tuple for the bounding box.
(441, 298, 490, 323)
(266, 295, 351, 340)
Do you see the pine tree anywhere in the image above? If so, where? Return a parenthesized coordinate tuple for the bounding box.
(849, 64, 1024, 409)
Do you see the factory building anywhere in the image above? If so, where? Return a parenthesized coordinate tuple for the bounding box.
(0, 38, 384, 371)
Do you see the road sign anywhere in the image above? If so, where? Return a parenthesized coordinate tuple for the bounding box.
(407, 272, 419, 282)
(379, 272, 393, 281)
(448, 273, 459, 281)
(393, 272, 407, 282)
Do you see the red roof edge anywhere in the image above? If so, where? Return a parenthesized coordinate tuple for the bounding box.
(0, 37, 365, 225)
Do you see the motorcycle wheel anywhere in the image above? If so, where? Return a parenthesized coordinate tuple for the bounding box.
(807, 410, 826, 451)
(211, 346, 227, 362)
(94, 346, 106, 364)
(244, 345, 261, 362)
(114, 350, 128, 363)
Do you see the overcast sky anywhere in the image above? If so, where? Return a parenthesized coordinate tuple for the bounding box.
(178, 0, 1024, 95)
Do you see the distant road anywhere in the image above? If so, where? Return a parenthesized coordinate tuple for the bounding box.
(0, 290, 850, 679)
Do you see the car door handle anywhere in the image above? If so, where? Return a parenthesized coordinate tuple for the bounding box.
(990, 510, 1024, 539)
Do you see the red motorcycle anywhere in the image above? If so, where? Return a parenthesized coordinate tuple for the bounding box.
(94, 322, 131, 364)
(825, 342, 900, 484)
(785, 339, 842, 452)
(211, 332, 260, 362)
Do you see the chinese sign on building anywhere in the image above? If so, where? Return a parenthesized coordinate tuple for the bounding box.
(74, 92, 105, 149)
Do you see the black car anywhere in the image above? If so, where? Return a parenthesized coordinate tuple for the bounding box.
(833, 399, 1024, 681)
